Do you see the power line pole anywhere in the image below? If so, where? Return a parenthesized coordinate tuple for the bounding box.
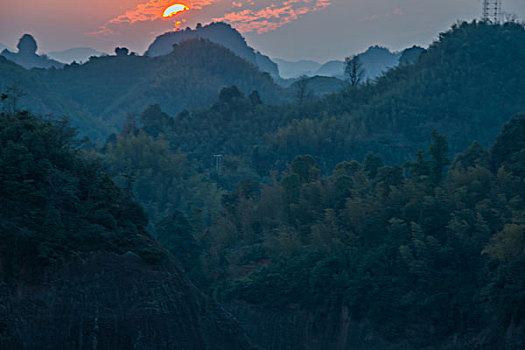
(213, 154, 223, 174)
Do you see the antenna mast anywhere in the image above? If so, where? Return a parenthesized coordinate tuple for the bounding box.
(482, 0, 502, 23)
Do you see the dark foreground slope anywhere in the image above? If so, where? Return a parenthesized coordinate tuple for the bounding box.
(0, 111, 257, 350)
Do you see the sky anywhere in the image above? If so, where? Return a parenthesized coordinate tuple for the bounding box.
(1, 0, 525, 62)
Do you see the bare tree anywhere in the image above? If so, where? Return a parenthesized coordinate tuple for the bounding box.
(294, 75, 312, 104)
(344, 55, 365, 87)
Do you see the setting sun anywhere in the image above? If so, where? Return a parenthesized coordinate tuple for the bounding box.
(163, 4, 189, 18)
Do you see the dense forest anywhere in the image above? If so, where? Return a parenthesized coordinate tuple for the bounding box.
(0, 37, 284, 140)
(1, 20, 524, 349)
(0, 110, 258, 349)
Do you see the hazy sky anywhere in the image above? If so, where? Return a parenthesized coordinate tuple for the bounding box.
(1, 0, 525, 62)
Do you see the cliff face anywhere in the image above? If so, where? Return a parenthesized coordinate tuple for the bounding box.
(224, 301, 386, 350)
(224, 300, 525, 350)
(0, 252, 257, 350)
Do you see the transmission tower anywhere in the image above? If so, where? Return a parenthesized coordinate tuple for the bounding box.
(482, 0, 502, 23)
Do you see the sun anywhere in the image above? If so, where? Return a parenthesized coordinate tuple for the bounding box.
(163, 4, 189, 18)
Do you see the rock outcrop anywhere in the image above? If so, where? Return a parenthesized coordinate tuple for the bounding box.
(1, 34, 64, 69)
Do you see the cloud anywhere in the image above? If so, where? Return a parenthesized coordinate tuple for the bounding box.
(89, 0, 219, 36)
(214, 0, 332, 34)
(361, 8, 405, 22)
(90, 0, 332, 38)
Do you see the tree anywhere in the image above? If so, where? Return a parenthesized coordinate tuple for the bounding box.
(344, 55, 365, 87)
(291, 155, 318, 183)
(115, 47, 129, 56)
(364, 152, 383, 178)
(428, 130, 450, 185)
(219, 85, 243, 104)
(249, 90, 262, 105)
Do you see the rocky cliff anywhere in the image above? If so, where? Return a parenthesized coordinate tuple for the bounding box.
(0, 252, 258, 350)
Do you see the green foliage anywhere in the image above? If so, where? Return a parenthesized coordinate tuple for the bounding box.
(0, 111, 160, 273)
(201, 125, 524, 345)
(491, 113, 525, 176)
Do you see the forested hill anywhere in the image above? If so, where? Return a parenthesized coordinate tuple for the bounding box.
(265, 21, 525, 168)
(37, 39, 282, 136)
(0, 111, 257, 349)
(129, 21, 525, 175)
(145, 22, 280, 78)
(0, 39, 284, 140)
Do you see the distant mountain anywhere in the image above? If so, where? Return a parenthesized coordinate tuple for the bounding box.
(357, 45, 401, 80)
(290, 76, 345, 98)
(1, 34, 63, 69)
(312, 46, 401, 80)
(47, 47, 105, 64)
(273, 58, 322, 79)
(145, 22, 280, 78)
(0, 43, 12, 52)
(314, 60, 345, 78)
(0, 55, 109, 139)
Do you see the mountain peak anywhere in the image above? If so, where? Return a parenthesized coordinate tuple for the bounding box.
(145, 22, 279, 78)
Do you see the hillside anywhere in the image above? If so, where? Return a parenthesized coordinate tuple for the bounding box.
(146, 22, 280, 78)
(107, 39, 282, 117)
(0, 38, 284, 140)
(3, 19, 525, 350)
(0, 111, 257, 349)
(262, 21, 525, 168)
(129, 22, 525, 173)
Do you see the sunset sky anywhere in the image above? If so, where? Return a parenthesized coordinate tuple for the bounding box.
(1, 0, 525, 62)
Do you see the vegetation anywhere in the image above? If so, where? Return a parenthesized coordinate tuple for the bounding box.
(0, 111, 164, 278)
(1, 20, 524, 348)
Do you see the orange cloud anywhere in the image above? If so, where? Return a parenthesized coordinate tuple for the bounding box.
(90, 0, 218, 36)
(214, 0, 331, 34)
(361, 8, 405, 22)
(89, 0, 331, 38)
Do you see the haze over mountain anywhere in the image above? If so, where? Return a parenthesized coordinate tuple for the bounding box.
(273, 58, 322, 79)
(276, 45, 418, 82)
(146, 22, 280, 78)
(47, 47, 106, 64)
